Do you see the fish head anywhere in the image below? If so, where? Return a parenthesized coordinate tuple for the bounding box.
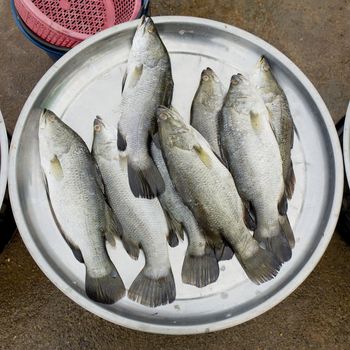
(92, 116, 119, 160)
(157, 106, 194, 151)
(197, 67, 224, 101)
(132, 16, 168, 67)
(39, 109, 73, 156)
(252, 56, 279, 96)
(224, 74, 257, 114)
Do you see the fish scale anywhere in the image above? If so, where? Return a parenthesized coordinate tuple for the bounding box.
(39, 110, 125, 305)
(158, 106, 281, 284)
(220, 73, 293, 263)
(92, 117, 175, 307)
(117, 16, 173, 199)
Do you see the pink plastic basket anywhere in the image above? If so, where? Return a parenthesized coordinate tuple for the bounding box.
(14, 0, 142, 48)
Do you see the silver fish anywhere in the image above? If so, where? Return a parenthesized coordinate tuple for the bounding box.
(190, 67, 225, 155)
(220, 74, 293, 263)
(92, 117, 175, 307)
(158, 106, 281, 284)
(39, 110, 125, 304)
(252, 56, 295, 199)
(117, 16, 173, 199)
(151, 139, 229, 288)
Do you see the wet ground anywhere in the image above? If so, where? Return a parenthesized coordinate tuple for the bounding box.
(0, 0, 349, 348)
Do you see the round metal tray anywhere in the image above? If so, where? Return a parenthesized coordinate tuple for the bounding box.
(8, 16, 343, 334)
(0, 110, 8, 209)
(343, 102, 350, 186)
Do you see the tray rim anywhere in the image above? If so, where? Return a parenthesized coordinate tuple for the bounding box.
(0, 110, 9, 209)
(8, 16, 344, 335)
(343, 102, 350, 186)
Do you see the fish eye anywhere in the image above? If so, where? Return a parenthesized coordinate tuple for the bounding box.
(147, 25, 155, 33)
(48, 115, 55, 122)
(159, 112, 167, 120)
(202, 74, 209, 81)
(231, 78, 239, 85)
(94, 125, 101, 132)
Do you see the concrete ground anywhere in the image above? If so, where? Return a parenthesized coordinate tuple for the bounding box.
(0, 0, 349, 349)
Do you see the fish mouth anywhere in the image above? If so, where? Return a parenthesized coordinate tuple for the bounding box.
(201, 67, 219, 82)
(40, 109, 56, 128)
(39, 110, 47, 128)
(138, 15, 146, 28)
(258, 55, 271, 72)
(137, 16, 153, 34)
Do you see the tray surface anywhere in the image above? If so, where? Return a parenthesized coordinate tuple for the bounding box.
(8, 16, 343, 334)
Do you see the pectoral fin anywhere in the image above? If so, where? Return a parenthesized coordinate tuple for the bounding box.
(50, 155, 63, 180)
(127, 64, 143, 90)
(193, 144, 212, 168)
(250, 111, 261, 131)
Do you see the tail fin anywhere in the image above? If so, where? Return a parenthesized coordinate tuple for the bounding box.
(279, 215, 295, 249)
(182, 244, 219, 288)
(127, 159, 165, 199)
(85, 268, 125, 304)
(254, 223, 292, 263)
(237, 242, 281, 284)
(128, 268, 175, 307)
(285, 165, 296, 199)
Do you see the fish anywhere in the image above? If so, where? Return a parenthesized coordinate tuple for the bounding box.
(151, 138, 231, 288)
(190, 67, 225, 155)
(219, 74, 293, 263)
(38, 110, 125, 304)
(117, 16, 174, 199)
(92, 117, 176, 307)
(157, 106, 281, 284)
(252, 56, 295, 200)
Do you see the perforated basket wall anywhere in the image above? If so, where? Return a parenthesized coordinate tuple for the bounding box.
(14, 0, 142, 48)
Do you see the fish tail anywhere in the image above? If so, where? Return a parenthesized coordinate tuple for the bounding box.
(254, 223, 292, 263)
(182, 244, 219, 288)
(285, 164, 296, 199)
(279, 215, 295, 249)
(128, 268, 176, 307)
(236, 240, 282, 284)
(85, 267, 125, 304)
(127, 158, 165, 199)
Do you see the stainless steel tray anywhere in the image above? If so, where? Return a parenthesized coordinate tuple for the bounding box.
(343, 102, 350, 186)
(8, 16, 343, 334)
(0, 110, 8, 209)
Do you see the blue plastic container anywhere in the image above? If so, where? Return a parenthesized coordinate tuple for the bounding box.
(11, 0, 151, 61)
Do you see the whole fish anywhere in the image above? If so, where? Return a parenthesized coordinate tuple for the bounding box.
(190, 67, 225, 155)
(92, 117, 175, 307)
(151, 140, 229, 288)
(117, 16, 173, 199)
(39, 110, 125, 304)
(252, 56, 295, 199)
(220, 74, 293, 263)
(157, 106, 281, 284)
